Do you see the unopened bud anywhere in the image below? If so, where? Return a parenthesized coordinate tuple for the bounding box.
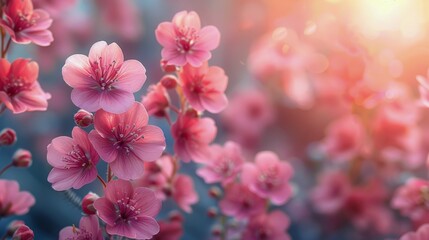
(160, 59, 177, 73)
(74, 109, 94, 128)
(12, 225, 34, 240)
(207, 207, 218, 218)
(211, 226, 222, 236)
(82, 192, 99, 215)
(168, 210, 184, 222)
(12, 149, 32, 168)
(0, 128, 16, 146)
(160, 75, 178, 89)
(7, 221, 25, 237)
(208, 187, 222, 199)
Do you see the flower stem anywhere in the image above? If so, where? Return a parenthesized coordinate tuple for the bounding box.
(97, 175, 107, 188)
(219, 214, 228, 240)
(106, 164, 112, 182)
(0, 162, 13, 176)
(1, 37, 11, 58)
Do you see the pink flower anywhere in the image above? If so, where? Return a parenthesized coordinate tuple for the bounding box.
(219, 183, 265, 219)
(242, 211, 291, 240)
(241, 151, 293, 205)
(0, 0, 53, 46)
(172, 112, 216, 162)
(0, 58, 50, 114)
(62, 41, 146, 114)
(47, 127, 99, 191)
(142, 83, 170, 117)
(59, 215, 102, 240)
(155, 11, 220, 67)
(416, 71, 429, 108)
(179, 63, 228, 113)
(311, 170, 351, 214)
(88, 102, 165, 180)
(0, 179, 35, 217)
(320, 115, 365, 162)
(12, 224, 34, 240)
(93, 179, 161, 239)
(153, 218, 183, 240)
(392, 178, 429, 223)
(171, 174, 198, 213)
(400, 224, 429, 240)
(197, 141, 244, 186)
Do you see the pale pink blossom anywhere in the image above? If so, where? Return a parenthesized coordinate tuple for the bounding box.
(155, 11, 220, 67)
(0, 179, 35, 217)
(197, 141, 244, 186)
(142, 83, 170, 117)
(32, 0, 76, 18)
(242, 211, 291, 240)
(59, 215, 102, 240)
(179, 63, 228, 113)
(171, 174, 199, 213)
(88, 102, 165, 180)
(0, 58, 50, 114)
(241, 151, 293, 205)
(416, 70, 429, 108)
(0, 0, 53, 46)
(311, 170, 351, 214)
(320, 115, 365, 162)
(392, 178, 429, 223)
(93, 179, 161, 239)
(400, 224, 429, 240)
(172, 112, 216, 162)
(219, 183, 265, 219)
(62, 41, 146, 114)
(47, 127, 99, 191)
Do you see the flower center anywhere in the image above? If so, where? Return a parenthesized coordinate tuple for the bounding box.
(62, 144, 91, 170)
(114, 196, 141, 224)
(258, 167, 280, 191)
(90, 57, 120, 91)
(175, 28, 198, 53)
(1, 77, 32, 97)
(14, 12, 36, 31)
(111, 123, 144, 154)
(66, 228, 93, 240)
(214, 158, 234, 176)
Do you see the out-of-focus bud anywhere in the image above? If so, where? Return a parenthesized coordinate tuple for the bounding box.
(12, 225, 34, 240)
(163, 186, 173, 197)
(168, 210, 184, 222)
(161, 59, 177, 73)
(160, 75, 178, 89)
(0, 128, 17, 146)
(6, 221, 25, 237)
(12, 149, 32, 168)
(82, 192, 99, 215)
(207, 207, 218, 218)
(74, 109, 94, 128)
(185, 109, 199, 118)
(211, 226, 222, 236)
(208, 186, 222, 199)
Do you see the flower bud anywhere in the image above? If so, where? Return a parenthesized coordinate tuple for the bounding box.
(12, 149, 32, 168)
(12, 225, 34, 240)
(211, 226, 222, 236)
(207, 207, 218, 218)
(0, 128, 17, 146)
(208, 186, 222, 199)
(168, 210, 184, 222)
(160, 59, 177, 73)
(6, 221, 25, 237)
(82, 192, 99, 215)
(160, 75, 178, 89)
(74, 109, 94, 128)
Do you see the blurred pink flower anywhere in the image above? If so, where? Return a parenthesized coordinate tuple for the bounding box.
(153, 218, 183, 240)
(62, 41, 146, 114)
(93, 179, 161, 239)
(219, 183, 265, 219)
(320, 114, 365, 162)
(32, 0, 76, 18)
(12, 224, 34, 240)
(142, 83, 170, 117)
(179, 63, 228, 113)
(59, 215, 102, 240)
(155, 11, 220, 67)
(172, 174, 198, 213)
(241, 151, 293, 205)
(88, 102, 165, 180)
(0, 58, 50, 114)
(172, 112, 216, 162)
(47, 127, 99, 191)
(392, 178, 429, 223)
(416, 71, 429, 108)
(0, 0, 53, 46)
(197, 141, 244, 186)
(0, 179, 35, 217)
(242, 210, 291, 240)
(400, 224, 429, 240)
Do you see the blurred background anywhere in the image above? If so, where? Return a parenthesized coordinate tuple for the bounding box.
(2, 0, 429, 239)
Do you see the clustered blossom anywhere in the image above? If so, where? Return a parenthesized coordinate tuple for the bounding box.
(0, 179, 35, 217)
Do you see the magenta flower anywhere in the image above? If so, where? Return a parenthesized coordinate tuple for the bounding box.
(242, 211, 291, 240)
(179, 63, 228, 113)
(219, 183, 265, 219)
(400, 224, 429, 240)
(0, 179, 35, 217)
(172, 112, 216, 162)
(93, 179, 161, 239)
(142, 83, 170, 117)
(59, 215, 102, 240)
(172, 174, 198, 213)
(62, 41, 146, 114)
(241, 151, 293, 205)
(392, 178, 429, 223)
(47, 127, 99, 191)
(0, 58, 50, 114)
(88, 102, 165, 180)
(0, 0, 53, 46)
(155, 11, 220, 67)
(197, 141, 244, 186)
